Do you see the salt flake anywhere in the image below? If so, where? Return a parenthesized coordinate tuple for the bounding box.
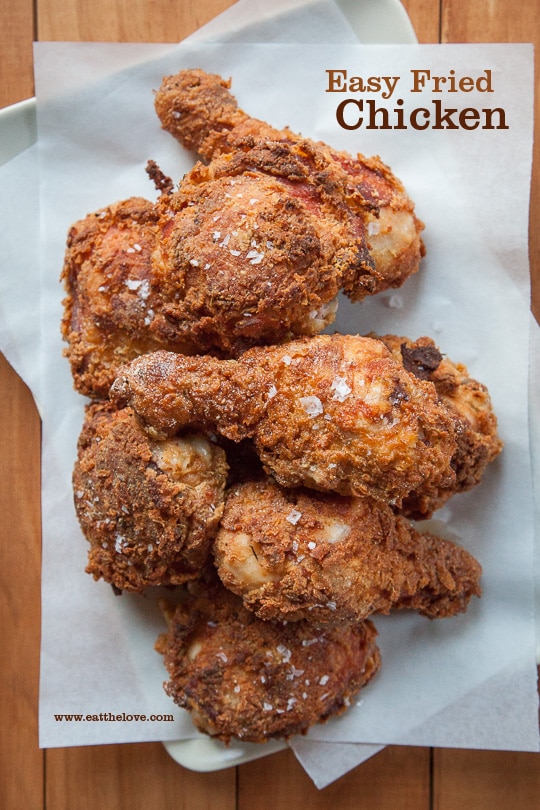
(331, 376, 352, 402)
(286, 509, 302, 525)
(299, 395, 324, 417)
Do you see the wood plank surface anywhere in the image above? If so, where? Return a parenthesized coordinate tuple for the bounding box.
(0, 18, 41, 810)
(0, 0, 35, 105)
(45, 743, 236, 810)
(36, 0, 235, 41)
(1, 1, 539, 808)
(238, 746, 430, 808)
(0, 356, 42, 810)
(433, 749, 540, 810)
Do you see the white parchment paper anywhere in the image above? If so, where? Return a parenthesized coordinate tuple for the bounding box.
(28, 38, 538, 761)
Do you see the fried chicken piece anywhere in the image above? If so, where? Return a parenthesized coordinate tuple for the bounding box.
(376, 334, 503, 518)
(72, 401, 228, 592)
(62, 159, 363, 397)
(155, 572, 380, 743)
(151, 139, 371, 349)
(111, 333, 458, 505)
(214, 477, 482, 626)
(155, 68, 425, 297)
(61, 197, 191, 399)
(59, 154, 379, 397)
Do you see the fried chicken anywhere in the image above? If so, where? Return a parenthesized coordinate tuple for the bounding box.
(61, 68, 425, 397)
(111, 333, 458, 505)
(376, 334, 503, 518)
(151, 140, 370, 346)
(61, 197, 178, 399)
(155, 572, 381, 743)
(72, 401, 228, 592)
(213, 477, 482, 626)
(155, 67, 425, 292)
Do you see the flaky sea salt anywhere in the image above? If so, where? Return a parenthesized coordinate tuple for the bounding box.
(299, 395, 324, 417)
(331, 376, 352, 402)
(125, 278, 150, 300)
(276, 644, 292, 662)
(286, 509, 302, 525)
(246, 249, 264, 265)
(114, 534, 126, 554)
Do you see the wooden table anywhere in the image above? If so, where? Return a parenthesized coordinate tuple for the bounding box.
(1, 1, 539, 806)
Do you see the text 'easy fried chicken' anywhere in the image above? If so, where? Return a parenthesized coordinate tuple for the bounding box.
(155, 573, 380, 743)
(111, 333, 458, 506)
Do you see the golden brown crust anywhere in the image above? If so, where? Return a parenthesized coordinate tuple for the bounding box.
(73, 402, 228, 592)
(214, 478, 482, 625)
(154, 68, 248, 160)
(154, 67, 425, 295)
(150, 137, 373, 355)
(375, 334, 503, 517)
(61, 197, 190, 399)
(155, 573, 381, 743)
(111, 334, 458, 505)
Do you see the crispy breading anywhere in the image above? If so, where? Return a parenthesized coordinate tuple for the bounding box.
(110, 333, 458, 505)
(213, 477, 482, 625)
(72, 402, 228, 592)
(151, 138, 375, 348)
(375, 334, 503, 517)
(155, 572, 380, 743)
(61, 197, 191, 399)
(155, 67, 425, 293)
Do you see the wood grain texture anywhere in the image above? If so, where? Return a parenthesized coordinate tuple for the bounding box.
(45, 743, 236, 810)
(433, 749, 540, 810)
(238, 747, 430, 808)
(37, 0, 236, 41)
(0, 0, 35, 105)
(0, 356, 42, 810)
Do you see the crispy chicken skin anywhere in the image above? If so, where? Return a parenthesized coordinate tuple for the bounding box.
(73, 401, 228, 592)
(152, 140, 372, 344)
(111, 333, 458, 505)
(214, 478, 482, 626)
(61, 197, 183, 399)
(155, 573, 381, 743)
(376, 334, 503, 518)
(62, 158, 364, 397)
(155, 67, 425, 293)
